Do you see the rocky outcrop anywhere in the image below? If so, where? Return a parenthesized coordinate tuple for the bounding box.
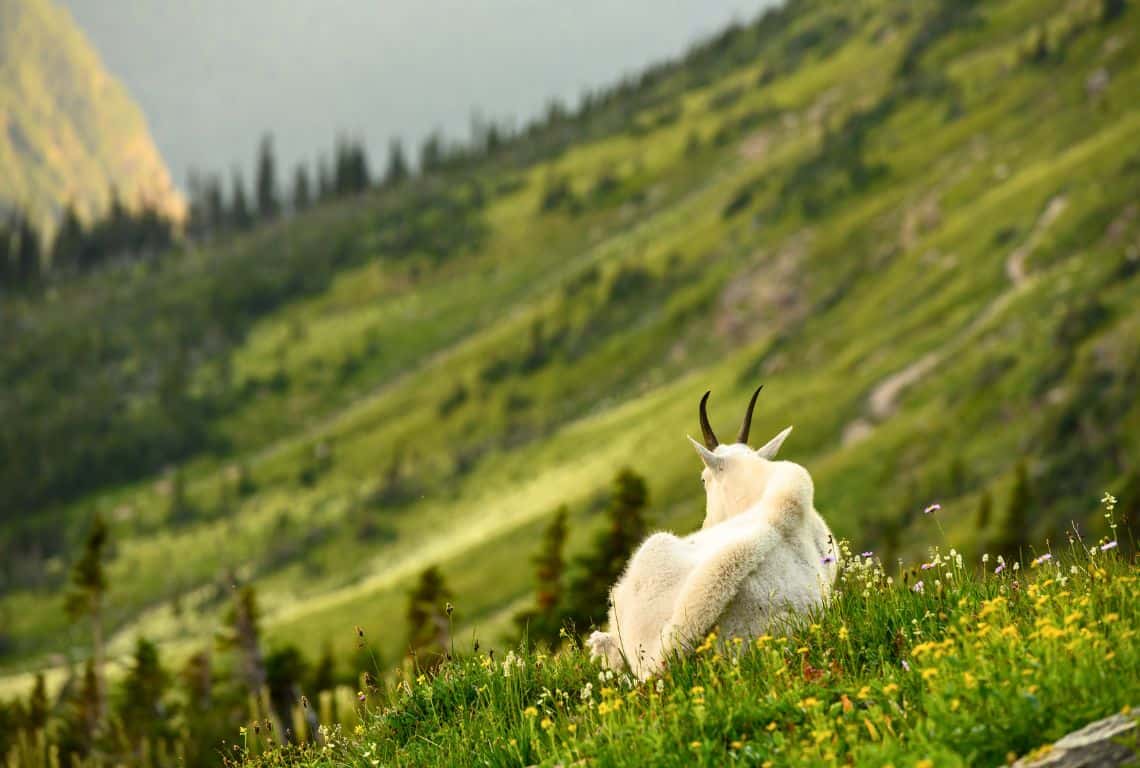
(1013, 708, 1139, 767)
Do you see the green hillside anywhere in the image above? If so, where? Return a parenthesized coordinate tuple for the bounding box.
(0, 0, 184, 233)
(1, 0, 1138, 745)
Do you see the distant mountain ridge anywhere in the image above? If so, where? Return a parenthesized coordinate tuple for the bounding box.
(0, 0, 184, 234)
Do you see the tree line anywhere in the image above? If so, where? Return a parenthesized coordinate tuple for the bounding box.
(0, 467, 651, 767)
(0, 194, 174, 291)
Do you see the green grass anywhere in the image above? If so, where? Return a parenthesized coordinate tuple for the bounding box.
(236, 506, 1138, 767)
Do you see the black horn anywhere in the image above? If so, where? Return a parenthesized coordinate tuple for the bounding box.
(699, 391, 719, 449)
(737, 385, 764, 445)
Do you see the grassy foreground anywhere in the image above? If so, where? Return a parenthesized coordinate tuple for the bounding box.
(236, 500, 1137, 767)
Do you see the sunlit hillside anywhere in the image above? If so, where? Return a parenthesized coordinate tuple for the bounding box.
(2, 0, 1139, 756)
(0, 0, 184, 231)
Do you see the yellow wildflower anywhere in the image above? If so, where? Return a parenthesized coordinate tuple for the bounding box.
(766, 721, 778, 732)
(540, 717, 554, 731)
(690, 741, 702, 749)
(963, 672, 977, 689)
(883, 683, 900, 695)
(524, 706, 538, 718)
(731, 740, 744, 750)
(857, 685, 872, 700)
(921, 668, 938, 681)
(838, 625, 850, 641)
(917, 760, 934, 768)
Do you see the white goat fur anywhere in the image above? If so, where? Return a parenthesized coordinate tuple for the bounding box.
(588, 427, 837, 680)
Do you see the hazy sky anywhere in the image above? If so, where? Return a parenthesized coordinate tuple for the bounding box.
(61, 0, 776, 189)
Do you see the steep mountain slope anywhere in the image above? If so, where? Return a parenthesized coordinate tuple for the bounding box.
(1, 0, 1139, 701)
(0, 0, 184, 232)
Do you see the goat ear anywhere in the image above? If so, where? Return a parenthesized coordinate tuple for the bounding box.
(755, 426, 793, 459)
(687, 435, 723, 471)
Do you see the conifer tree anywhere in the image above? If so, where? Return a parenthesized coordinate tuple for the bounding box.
(265, 644, 309, 736)
(976, 490, 993, 530)
(230, 171, 252, 231)
(406, 566, 452, 668)
(221, 581, 267, 713)
(291, 164, 312, 213)
(384, 139, 410, 187)
(256, 134, 280, 220)
(311, 642, 336, 693)
(204, 174, 226, 235)
(419, 132, 443, 174)
(514, 506, 568, 645)
(58, 657, 101, 760)
(27, 672, 48, 732)
(65, 511, 109, 725)
(52, 205, 87, 273)
(15, 213, 40, 285)
(995, 461, 1033, 561)
(0, 221, 13, 289)
(118, 637, 170, 746)
(564, 469, 648, 631)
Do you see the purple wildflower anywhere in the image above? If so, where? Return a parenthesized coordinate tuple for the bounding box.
(912, 580, 924, 593)
(921, 562, 934, 570)
(994, 563, 1005, 575)
(1031, 553, 1052, 566)
(923, 503, 941, 515)
(861, 551, 874, 558)
(1101, 540, 1118, 551)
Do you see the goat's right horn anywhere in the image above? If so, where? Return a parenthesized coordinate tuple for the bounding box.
(737, 385, 764, 445)
(699, 391, 719, 449)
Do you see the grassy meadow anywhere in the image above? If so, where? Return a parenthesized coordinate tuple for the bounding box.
(236, 501, 1137, 767)
(3, 0, 1140, 763)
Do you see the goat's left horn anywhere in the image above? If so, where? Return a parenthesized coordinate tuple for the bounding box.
(699, 391, 719, 449)
(737, 385, 764, 445)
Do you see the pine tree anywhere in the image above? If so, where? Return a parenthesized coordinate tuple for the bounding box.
(230, 171, 252, 231)
(311, 642, 336, 693)
(406, 566, 452, 669)
(221, 580, 267, 712)
(52, 205, 86, 273)
(976, 490, 993, 530)
(15, 214, 40, 285)
(264, 644, 309, 736)
(514, 506, 568, 645)
(0, 221, 13, 289)
(256, 134, 280, 220)
(384, 139, 410, 187)
(204, 174, 226, 235)
(995, 461, 1033, 561)
(291, 164, 312, 213)
(564, 469, 649, 631)
(65, 511, 109, 726)
(27, 672, 48, 731)
(57, 657, 101, 760)
(118, 637, 170, 745)
(419, 132, 443, 174)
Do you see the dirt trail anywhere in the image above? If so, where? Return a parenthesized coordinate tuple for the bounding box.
(843, 195, 1067, 445)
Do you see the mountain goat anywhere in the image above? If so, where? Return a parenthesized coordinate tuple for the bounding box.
(588, 386, 837, 679)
